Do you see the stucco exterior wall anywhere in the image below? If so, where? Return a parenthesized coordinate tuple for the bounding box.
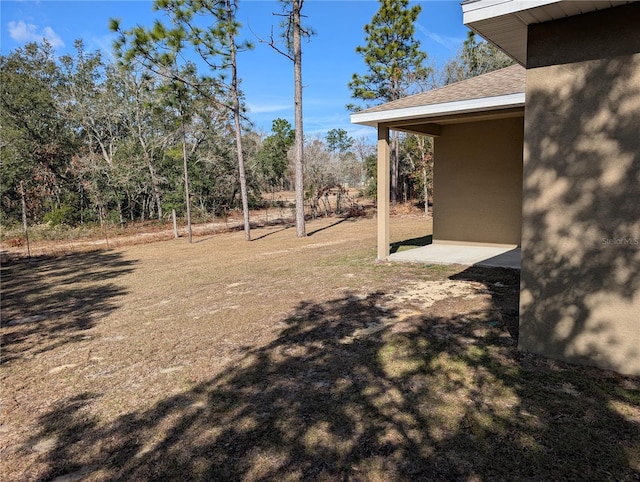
(519, 3, 640, 375)
(433, 117, 523, 246)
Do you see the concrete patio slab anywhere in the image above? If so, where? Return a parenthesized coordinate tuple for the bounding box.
(389, 243, 521, 269)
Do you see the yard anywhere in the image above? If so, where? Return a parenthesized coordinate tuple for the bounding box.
(1, 213, 639, 481)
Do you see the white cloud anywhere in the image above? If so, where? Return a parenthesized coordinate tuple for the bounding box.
(247, 103, 292, 114)
(90, 34, 118, 60)
(415, 22, 462, 52)
(8, 20, 65, 48)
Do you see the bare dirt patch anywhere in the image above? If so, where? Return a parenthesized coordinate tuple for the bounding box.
(1, 213, 638, 481)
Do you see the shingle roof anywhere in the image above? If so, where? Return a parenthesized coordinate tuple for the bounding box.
(357, 64, 525, 115)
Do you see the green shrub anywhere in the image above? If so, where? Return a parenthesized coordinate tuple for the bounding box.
(43, 205, 78, 227)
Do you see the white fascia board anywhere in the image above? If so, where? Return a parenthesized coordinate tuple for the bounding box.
(350, 93, 525, 127)
(463, 0, 559, 23)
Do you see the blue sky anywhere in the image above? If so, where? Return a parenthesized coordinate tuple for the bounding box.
(1, 0, 470, 140)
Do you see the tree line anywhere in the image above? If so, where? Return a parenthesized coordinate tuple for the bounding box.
(0, 36, 372, 229)
(1, 0, 511, 236)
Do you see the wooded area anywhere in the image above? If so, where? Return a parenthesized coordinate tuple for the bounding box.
(0, 0, 511, 240)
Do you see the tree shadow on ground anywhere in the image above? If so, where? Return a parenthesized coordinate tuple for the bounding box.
(27, 267, 639, 481)
(0, 251, 135, 365)
(390, 234, 433, 253)
(306, 216, 361, 237)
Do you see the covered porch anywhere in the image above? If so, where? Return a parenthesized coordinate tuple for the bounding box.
(390, 243, 521, 269)
(351, 66, 526, 266)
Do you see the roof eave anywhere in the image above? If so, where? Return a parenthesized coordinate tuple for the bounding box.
(350, 93, 525, 127)
(462, 1, 632, 65)
(462, 0, 557, 65)
(462, 0, 558, 24)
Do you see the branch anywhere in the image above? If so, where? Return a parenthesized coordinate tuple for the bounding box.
(248, 23, 293, 62)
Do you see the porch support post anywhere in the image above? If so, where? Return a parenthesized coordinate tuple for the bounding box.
(377, 124, 390, 260)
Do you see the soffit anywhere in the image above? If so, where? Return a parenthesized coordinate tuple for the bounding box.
(387, 107, 524, 137)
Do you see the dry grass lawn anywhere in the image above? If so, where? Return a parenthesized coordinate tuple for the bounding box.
(1, 213, 639, 481)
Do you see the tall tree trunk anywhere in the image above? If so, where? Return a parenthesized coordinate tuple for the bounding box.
(293, 0, 306, 237)
(117, 200, 124, 226)
(99, 204, 110, 248)
(19, 181, 31, 259)
(233, 107, 251, 242)
(391, 131, 399, 206)
(153, 184, 163, 221)
(227, 0, 251, 241)
(181, 117, 192, 243)
(145, 154, 163, 221)
(136, 106, 163, 220)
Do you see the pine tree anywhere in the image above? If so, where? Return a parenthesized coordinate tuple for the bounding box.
(262, 0, 314, 237)
(111, 0, 254, 241)
(441, 31, 514, 85)
(348, 0, 431, 204)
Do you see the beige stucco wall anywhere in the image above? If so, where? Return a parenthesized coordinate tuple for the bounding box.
(433, 117, 523, 246)
(519, 3, 640, 375)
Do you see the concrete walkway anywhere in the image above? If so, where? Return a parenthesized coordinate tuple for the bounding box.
(389, 243, 521, 269)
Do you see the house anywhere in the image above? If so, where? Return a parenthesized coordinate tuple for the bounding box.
(351, 0, 640, 376)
